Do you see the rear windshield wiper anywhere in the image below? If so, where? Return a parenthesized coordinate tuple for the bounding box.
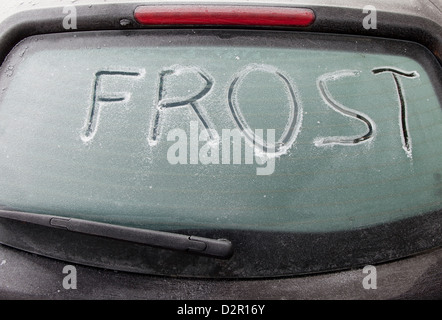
(0, 209, 233, 259)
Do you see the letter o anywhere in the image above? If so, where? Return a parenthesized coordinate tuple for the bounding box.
(228, 64, 302, 155)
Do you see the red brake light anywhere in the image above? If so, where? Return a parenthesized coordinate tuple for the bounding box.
(134, 5, 315, 27)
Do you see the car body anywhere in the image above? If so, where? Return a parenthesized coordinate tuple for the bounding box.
(0, 0, 441, 300)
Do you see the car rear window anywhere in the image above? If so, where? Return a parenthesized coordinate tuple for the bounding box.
(0, 30, 441, 277)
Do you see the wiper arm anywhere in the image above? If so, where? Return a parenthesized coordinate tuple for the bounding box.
(0, 209, 233, 259)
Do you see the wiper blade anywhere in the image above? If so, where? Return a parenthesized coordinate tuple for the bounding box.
(0, 209, 233, 259)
